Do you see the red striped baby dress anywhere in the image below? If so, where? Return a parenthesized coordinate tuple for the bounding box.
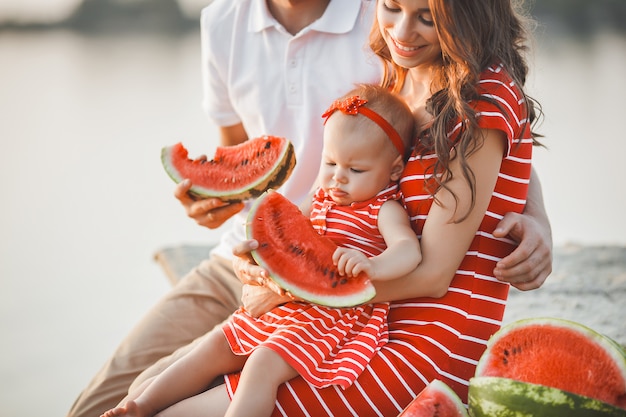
(223, 185, 401, 390)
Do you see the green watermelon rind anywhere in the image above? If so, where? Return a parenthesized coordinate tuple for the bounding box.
(399, 379, 469, 417)
(161, 136, 296, 202)
(475, 317, 626, 383)
(262, 268, 377, 308)
(247, 190, 377, 308)
(468, 376, 626, 417)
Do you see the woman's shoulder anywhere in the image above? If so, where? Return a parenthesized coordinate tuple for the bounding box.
(476, 62, 525, 104)
(473, 62, 530, 139)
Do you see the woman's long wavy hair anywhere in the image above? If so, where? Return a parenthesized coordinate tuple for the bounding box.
(370, 0, 543, 221)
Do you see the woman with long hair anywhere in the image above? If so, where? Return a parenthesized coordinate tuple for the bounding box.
(135, 1, 544, 415)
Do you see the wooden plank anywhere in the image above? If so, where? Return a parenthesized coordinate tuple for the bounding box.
(153, 243, 626, 345)
(153, 244, 214, 286)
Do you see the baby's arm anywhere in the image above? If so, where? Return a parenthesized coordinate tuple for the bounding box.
(333, 200, 421, 281)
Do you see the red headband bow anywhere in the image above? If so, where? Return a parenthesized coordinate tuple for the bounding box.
(321, 95, 405, 156)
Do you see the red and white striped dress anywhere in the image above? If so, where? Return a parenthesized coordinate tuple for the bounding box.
(223, 185, 401, 391)
(229, 63, 533, 416)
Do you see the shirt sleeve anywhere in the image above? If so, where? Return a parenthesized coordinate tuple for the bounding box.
(200, 6, 241, 127)
(472, 65, 526, 158)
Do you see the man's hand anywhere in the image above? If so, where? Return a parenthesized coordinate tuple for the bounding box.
(174, 179, 244, 229)
(493, 211, 553, 291)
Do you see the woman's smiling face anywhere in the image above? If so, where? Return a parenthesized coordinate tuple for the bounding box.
(377, 0, 442, 70)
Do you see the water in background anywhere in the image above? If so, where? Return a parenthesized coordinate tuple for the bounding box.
(0, 26, 625, 416)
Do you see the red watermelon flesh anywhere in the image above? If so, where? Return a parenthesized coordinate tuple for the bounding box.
(161, 136, 295, 202)
(474, 317, 626, 409)
(398, 379, 469, 417)
(246, 190, 376, 308)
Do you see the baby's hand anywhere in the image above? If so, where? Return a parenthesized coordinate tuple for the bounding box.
(333, 247, 373, 278)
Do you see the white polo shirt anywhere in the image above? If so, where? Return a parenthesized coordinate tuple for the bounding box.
(200, 0, 383, 259)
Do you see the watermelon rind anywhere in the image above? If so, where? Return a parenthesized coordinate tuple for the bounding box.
(246, 190, 377, 308)
(399, 379, 469, 417)
(263, 269, 377, 308)
(468, 376, 626, 417)
(161, 136, 296, 202)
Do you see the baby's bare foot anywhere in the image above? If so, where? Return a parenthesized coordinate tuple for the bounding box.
(100, 400, 144, 417)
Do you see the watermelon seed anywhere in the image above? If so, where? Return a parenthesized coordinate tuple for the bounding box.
(340, 278, 348, 285)
(265, 141, 272, 149)
(288, 244, 305, 256)
(332, 281, 338, 288)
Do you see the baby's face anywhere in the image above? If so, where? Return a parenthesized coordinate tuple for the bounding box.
(319, 114, 402, 205)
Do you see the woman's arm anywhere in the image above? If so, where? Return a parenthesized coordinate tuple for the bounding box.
(492, 167, 553, 290)
(174, 123, 248, 229)
(371, 128, 507, 302)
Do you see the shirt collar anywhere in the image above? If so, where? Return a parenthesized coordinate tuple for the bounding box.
(249, 0, 363, 35)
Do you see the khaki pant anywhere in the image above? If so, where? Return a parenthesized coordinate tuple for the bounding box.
(65, 254, 242, 417)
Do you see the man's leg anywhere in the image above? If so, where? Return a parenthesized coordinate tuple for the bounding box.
(66, 254, 241, 417)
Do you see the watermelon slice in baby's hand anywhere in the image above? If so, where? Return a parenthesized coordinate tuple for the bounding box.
(161, 136, 296, 202)
(246, 190, 376, 308)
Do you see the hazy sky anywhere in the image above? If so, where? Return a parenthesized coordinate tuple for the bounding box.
(0, 0, 211, 24)
(0, 0, 82, 23)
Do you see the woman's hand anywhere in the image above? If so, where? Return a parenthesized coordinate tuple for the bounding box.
(232, 239, 270, 285)
(492, 211, 553, 291)
(174, 179, 244, 229)
(240, 284, 293, 317)
(232, 240, 291, 295)
(233, 239, 294, 316)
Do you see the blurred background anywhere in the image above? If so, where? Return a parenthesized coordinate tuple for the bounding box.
(1, 1, 625, 415)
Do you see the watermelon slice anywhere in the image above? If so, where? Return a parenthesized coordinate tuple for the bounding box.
(398, 379, 469, 417)
(469, 317, 626, 416)
(246, 190, 376, 308)
(161, 136, 296, 202)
